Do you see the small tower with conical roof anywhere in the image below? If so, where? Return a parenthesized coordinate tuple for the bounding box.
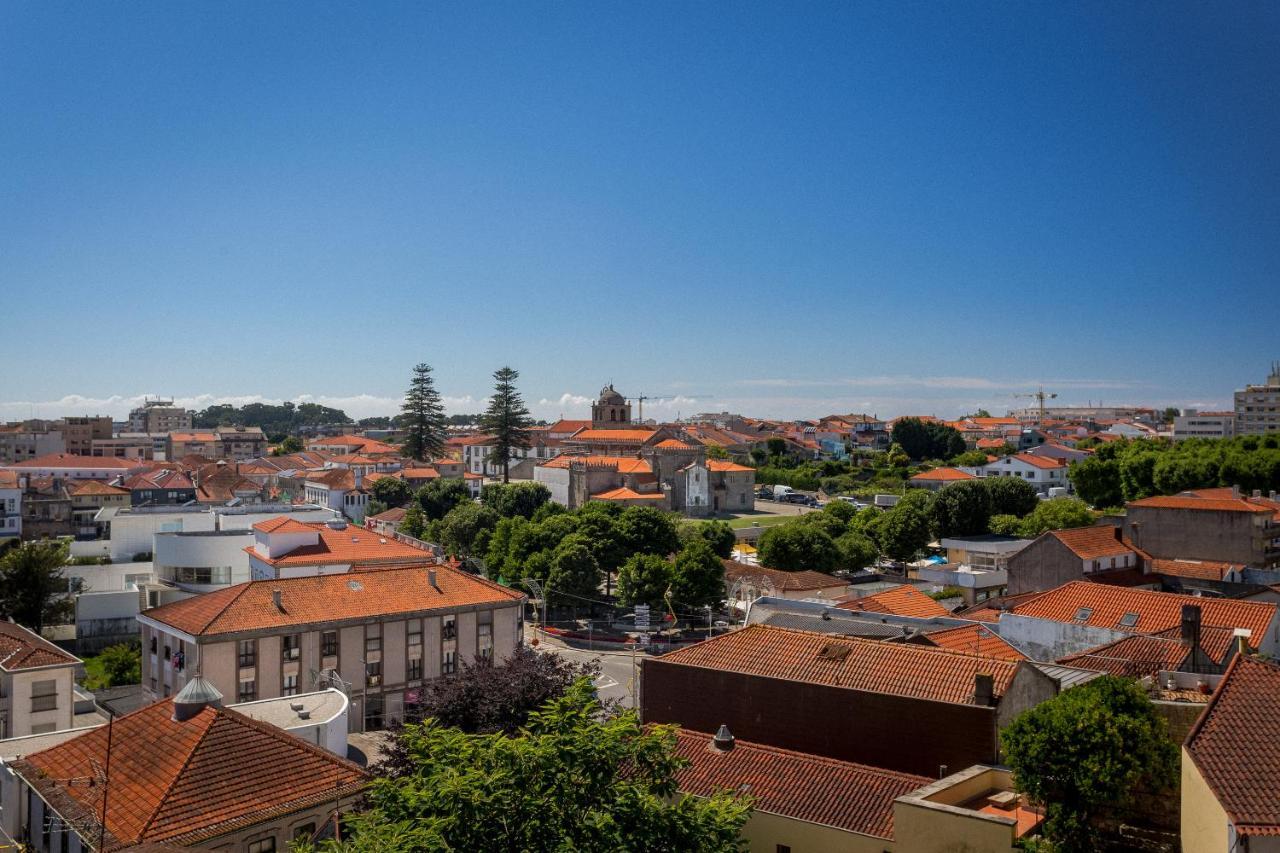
(172, 674, 224, 722)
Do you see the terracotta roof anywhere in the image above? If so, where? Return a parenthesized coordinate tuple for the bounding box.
(1005, 453, 1066, 470)
(1057, 625, 1237, 677)
(923, 625, 1026, 661)
(141, 564, 523, 637)
(910, 467, 976, 482)
(537, 455, 652, 474)
(1010, 581, 1276, 640)
(6, 453, 139, 470)
(1045, 526, 1138, 561)
(672, 728, 928, 840)
(1128, 495, 1273, 514)
(653, 625, 1020, 705)
(14, 698, 368, 847)
(168, 432, 218, 442)
(1185, 655, 1280, 836)
(0, 471, 19, 489)
(401, 466, 441, 479)
(655, 439, 696, 450)
(250, 517, 316, 534)
(590, 487, 666, 501)
(722, 560, 847, 592)
(0, 621, 80, 671)
(126, 469, 195, 491)
(67, 479, 131, 496)
(367, 506, 407, 523)
(566, 429, 657, 443)
(305, 435, 399, 454)
(547, 419, 591, 434)
(836, 585, 951, 619)
(1150, 558, 1244, 581)
(705, 459, 754, 473)
(246, 521, 429, 568)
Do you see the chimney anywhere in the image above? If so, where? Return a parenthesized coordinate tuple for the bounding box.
(428, 568, 439, 590)
(974, 673, 995, 707)
(1253, 489, 1263, 499)
(1234, 628, 1252, 656)
(712, 724, 735, 752)
(272, 589, 283, 611)
(1231, 484, 1241, 499)
(1180, 604, 1201, 647)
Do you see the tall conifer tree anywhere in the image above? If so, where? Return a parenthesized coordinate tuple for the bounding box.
(401, 363, 447, 461)
(479, 366, 534, 483)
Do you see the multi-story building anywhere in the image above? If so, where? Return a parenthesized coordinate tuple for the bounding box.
(66, 480, 130, 540)
(124, 468, 197, 507)
(1124, 488, 1280, 570)
(89, 432, 164, 459)
(1005, 525, 1145, 595)
(167, 426, 268, 462)
(57, 416, 113, 456)
(127, 398, 193, 434)
(0, 622, 80, 739)
(244, 516, 435, 580)
(0, 472, 21, 544)
(0, 453, 142, 482)
(977, 452, 1070, 495)
(1173, 410, 1237, 441)
(0, 423, 65, 465)
(137, 563, 526, 730)
(1234, 362, 1280, 435)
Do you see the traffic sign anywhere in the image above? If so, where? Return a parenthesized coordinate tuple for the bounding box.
(635, 604, 650, 631)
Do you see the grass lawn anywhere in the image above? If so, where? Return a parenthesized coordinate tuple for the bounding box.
(724, 514, 795, 530)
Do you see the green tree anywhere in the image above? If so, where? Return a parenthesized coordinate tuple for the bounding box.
(885, 442, 910, 468)
(273, 436, 303, 455)
(669, 539, 725, 610)
(988, 514, 1021, 536)
(398, 505, 428, 540)
(1002, 676, 1177, 851)
(478, 366, 535, 483)
(615, 506, 681, 557)
(438, 503, 500, 558)
(1068, 457, 1124, 508)
(834, 530, 878, 571)
(616, 554, 673, 610)
(1016, 498, 1094, 538)
(890, 418, 965, 461)
(678, 520, 736, 560)
(982, 475, 1041, 517)
(483, 515, 527, 580)
(84, 643, 141, 689)
(416, 478, 470, 521)
(876, 492, 934, 561)
(1119, 450, 1160, 500)
(757, 523, 840, 573)
(304, 681, 750, 853)
(950, 450, 990, 468)
(548, 535, 602, 600)
(929, 480, 993, 537)
(371, 477, 413, 509)
(0, 540, 72, 632)
(766, 437, 787, 458)
(480, 481, 551, 519)
(400, 363, 447, 461)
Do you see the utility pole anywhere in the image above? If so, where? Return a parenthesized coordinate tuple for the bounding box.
(99, 711, 114, 852)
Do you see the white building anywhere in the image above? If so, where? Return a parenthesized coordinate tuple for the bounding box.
(304, 468, 370, 522)
(978, 453, 1070, 495)
(0, 623, 80, 740)
(246, 516, 437, 580)
(1173, 411, 1238, 441)
(0, 472, 21, 543)
(103, 503, 338, 563)
(0, 453, 143, 481)
(1234, 362, 1280, 436)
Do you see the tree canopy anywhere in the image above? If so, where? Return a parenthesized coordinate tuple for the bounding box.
(890, 417, 966, 461)
(481, 481, 551, 519)
(757, 522, 840, 573)
(416, 478, 470, 521)
(678, 520, 736, 560)
(401, 362, 447, 461)
(1003, 675, 1177, 851)
(307, 681, 750, 853)
(193, 401, 350, 439)
(668, 539, 726, 610)
(370, 477, 414, 509)
(478, 365, 534, 483)
(0, 540, 73, 632)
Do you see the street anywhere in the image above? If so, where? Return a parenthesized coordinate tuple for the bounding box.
(531, 631, 644, 709)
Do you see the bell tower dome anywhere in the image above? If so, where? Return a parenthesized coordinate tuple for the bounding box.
(592, 384, 632, 427)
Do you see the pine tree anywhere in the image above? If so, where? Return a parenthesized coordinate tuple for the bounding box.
(478, 366, 534, 483)
(400, 363, 447, 461)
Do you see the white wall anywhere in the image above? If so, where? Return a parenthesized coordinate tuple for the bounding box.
(535, 466, 571, 506)
(109, 510, 217, 561)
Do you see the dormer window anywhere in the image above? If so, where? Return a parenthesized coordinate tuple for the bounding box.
(1119, 612, 1140, 628)
(1073, 607, 1093, 621)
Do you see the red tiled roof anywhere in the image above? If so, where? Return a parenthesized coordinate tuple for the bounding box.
(141, 564, 523, 637)
(366, 506, 407, 523)
(1151, 558, 1244, 581)
(250, 517, 315, 534)
(1057, 624, 1237, 677)
(16, 698, 368, 846)
(590, 487, 665, 501)
(923, 625, 1026, 661)
(1128, 495, 1273, 514)
(1185, 655, 1280, 835)
(653, 625, 1020, 705)
(705, 458, 754, 473)
(566, 429, 657, 443)
(655, 438, 695, 450)
(910, 467, 976, 482)
(1005, 453, 1066, 470)
(245, 521, 428, 568)
(722, 560, 847, 592)
(1010, 581, 1276, 640)
(1046, 526, 1139, 560)
(6, 453, 139, 470)
(401, 466, 441, 479)
(67, 479, 131, 496)
(0, 621, 80, 671)
(672, 728, 928, 840)
(537, 455, 652, 474)
(836, 585, 951, 619)
(975, 438, 1007, 449)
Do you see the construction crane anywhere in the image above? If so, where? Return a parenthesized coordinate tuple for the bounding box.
(628, 393, 712, 423)
(1011, 386, 1058, 426)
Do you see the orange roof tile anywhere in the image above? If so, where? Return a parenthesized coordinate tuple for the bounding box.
(1128, 495, 1273, 513)
(655, 438, 696, 450)
(537, 455, 652, 474)
(837, 585, 951, 619)
(1056, 625, 1237, 677)
(1046, 526, 1139, 560)
(141, 564, 523, 637)
(16, 698, 368, 847)
(1185, 655, 1280, 835)
(7, 453, 139, 470)
(722, 560, 847, 592)
(250, 516, 316, 534)
(245, 522, 429, 568)
(566, 429, 657, 443)
(67, 479, 131, 496)
(705, 459, 754, 473)
(591, 487, 666, 501)
(672, 728, 928, 840)
(1151, 558, 1244, 581)
(923, 625, 1026, 661)
(654, 625, 1020, 705)
(0, 621, 80, 671)
(910, 467, 976, 482)
(401, 466, 441, 479)
(1010, 581, 1276, 640)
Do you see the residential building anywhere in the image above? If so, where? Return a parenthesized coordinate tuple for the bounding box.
(459, 429, 562, 479)
(303, 468, 370, 522)
(166, 430, 220, 460)
(105, 503, 338, 564)
(1005, 525, 1146, 595)
(920, 624, 1028, 661)
(1058, 607, 1237, 678)
(0, 622, 80, 739)
(993, 580, 1280, 661)
(66, 480, 129, 540)
(939, 536, 1030, 572)
(127, 398, 193, 434)
(641, 624, 1058, 776)
(305, 434, 401, 456)
(57, 416, 113, 456)
(0, 472, 21, 544)
(1173, 410, 1237, 441)
(0, 453, 142, 482)
(18, 479, 73, 541)
(1010, 405, 1157, 424)
(137, 563, 526, 730)
(915, 538, 1029, 606)
(2, 677, 368, 852)
(977, 453, 1070, 495)
(89, 432, 162, 459)
(722, 561, 850, 609)
(1181, 654, 1280, 851)
(894, 765, 1047, 850)
(907, 467, 977, 491)
(216, 425, 268, 461)
(125, 468, 197, 507)
(0, 423, 65, 465)
(836, 584, 953, 620)
(245, 516, 435, 579)
(1124, 488, 1280, 569)
(1233, 361, 1280, 435)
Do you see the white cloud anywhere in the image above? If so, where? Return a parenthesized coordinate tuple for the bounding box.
(734, 375, 1139, 392)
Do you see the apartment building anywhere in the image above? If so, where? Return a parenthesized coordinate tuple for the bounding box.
(0, 453, 142, 482)
(0, 423, 65, 465)
(1125, 488, 1280, 569)
(0, 472, 21, 543)
(0, 623, 80, 740)
(127, 398, 193, 433)
(977, 453, 1070, 495)
(1173, 411, 1237, 441)
(167, 426, 268, 462)
(1234, 362, 1280, 435)
(137, 563, 526, 731)
(57, 416, 113, 456)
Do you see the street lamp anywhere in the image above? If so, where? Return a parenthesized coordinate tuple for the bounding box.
(522, 577, 550, 636)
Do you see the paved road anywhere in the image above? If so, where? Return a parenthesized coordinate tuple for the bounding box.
(531, 633, 644, 709)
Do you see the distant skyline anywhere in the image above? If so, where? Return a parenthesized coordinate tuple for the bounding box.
(3, 4, 1277, 420)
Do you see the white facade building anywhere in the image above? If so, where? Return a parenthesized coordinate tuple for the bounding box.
(1234, 363, 1280, 436)
(978, 453, 1070, 495)
(1173, 411, 1238, 441)
(0, 473, 21, 543)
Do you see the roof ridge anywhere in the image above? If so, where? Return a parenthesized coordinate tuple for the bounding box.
(712, 624, 1020, 667)
(672, 728, 930, 784)
(136, 705, 218, 840)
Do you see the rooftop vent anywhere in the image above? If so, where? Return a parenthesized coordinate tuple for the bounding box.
(172, 675, 224, 723)
(347, 580, 363, 592)
(297, 709, 311, 720)
(290, 702, 304, 711)
(428, 568, 439, 590)
(326, 519, 348, 530)
(711, 724, 735, 752)
(816, 642, 852, 661)
(272, 589, 284, 611)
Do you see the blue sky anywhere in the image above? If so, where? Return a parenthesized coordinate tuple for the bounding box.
(2, 2, 1277, 421)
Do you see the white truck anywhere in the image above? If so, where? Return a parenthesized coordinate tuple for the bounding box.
(771, 485, 795, 501)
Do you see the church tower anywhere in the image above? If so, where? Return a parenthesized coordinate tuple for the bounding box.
(592, 384, 632, 427)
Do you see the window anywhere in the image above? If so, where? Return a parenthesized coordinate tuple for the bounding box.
(238, 679, 256, 702)
(238, 639, 257, 668)
(777, 846, 791, 853)
(282, 634, 301, 661)
(283, 674, 298, 696)
(321, 630, 339, 658)
(1073, 607, 1093, 622)
(1119, 612, 1140, 628)
(150, 635, 157, 654)
(443, 649, 457, 675)
(407, 624, 423, 681)
(30, 680, 58, 713)
(248, 837, 277, 853)
(292, 824, 316, 843)
(442, 617, 457, 640)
